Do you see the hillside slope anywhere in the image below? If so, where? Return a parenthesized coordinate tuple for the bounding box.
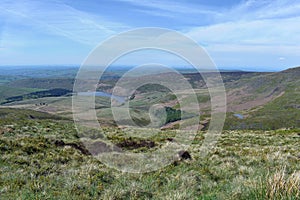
(225, 66, 300, 129)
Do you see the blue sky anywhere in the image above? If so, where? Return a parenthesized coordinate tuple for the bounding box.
(0, 0, 300, 71)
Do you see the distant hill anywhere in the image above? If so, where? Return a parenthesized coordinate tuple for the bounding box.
(1, 66, 299, 130)
(0, 66, 78, 78)
(224, 66, 300, 129)
(8, 78, 75, 90)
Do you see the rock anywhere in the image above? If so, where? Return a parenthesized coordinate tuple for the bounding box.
(54, 140, 91, 155)
(178, 150, 192, 160)
(166, 138, 175, 142)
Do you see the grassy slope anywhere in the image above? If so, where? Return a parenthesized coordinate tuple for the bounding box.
(247, 87, 300, 129)
(0, 108, 299, 199)
(225, 67, 300, 130)
(0, 86, 42, 104)
(113, 67, 300, 129)
(0, 108, 65, 121)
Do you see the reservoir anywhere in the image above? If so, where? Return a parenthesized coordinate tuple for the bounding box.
(234, 113, 244, 119)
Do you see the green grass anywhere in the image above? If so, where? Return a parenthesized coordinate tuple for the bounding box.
(0, 86, 41, 104)
(225, 87, 300, 130)
(0, 108, 299, 199)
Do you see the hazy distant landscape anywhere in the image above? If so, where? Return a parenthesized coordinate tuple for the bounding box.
(1, 66, 299, 130)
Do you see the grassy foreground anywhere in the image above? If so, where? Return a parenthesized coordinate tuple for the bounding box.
(0, 111, 300, 199)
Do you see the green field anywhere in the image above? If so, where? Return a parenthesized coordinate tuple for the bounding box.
(0, 86, 42, 104)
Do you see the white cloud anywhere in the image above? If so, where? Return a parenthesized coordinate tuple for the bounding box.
(279, 57, 286, 60)
(116, 0, 221, 17)
(0, 0, 129, 46)
(184, 0, 300, 68)
(187, 17, 300, 46)
(1, 0, 299, 68)
(220, 0, 300, 21)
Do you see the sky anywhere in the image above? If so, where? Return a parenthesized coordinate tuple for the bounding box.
(0, 0, 300, 71)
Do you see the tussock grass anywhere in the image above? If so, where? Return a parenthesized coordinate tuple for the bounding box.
(265, 168, 300, 199)
(245, 168, 300, 200)
(0, 111, 299, 199)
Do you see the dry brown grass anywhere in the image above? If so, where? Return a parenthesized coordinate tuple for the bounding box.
(266, 168, 300, 199)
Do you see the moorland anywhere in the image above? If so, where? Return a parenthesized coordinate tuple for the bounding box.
(0, 65, 299, 199)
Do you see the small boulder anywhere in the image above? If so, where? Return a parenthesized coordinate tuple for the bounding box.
(178, 150, 192, 160)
